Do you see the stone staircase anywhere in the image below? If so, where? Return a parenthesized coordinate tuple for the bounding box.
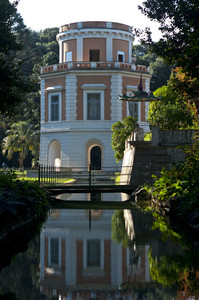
(71, 170, 116, 185)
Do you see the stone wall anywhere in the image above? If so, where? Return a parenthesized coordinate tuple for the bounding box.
(151, 127, 198, 146)
(121, 127, 199, 191)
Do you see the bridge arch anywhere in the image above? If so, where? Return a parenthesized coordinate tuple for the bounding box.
(48, 139, 61, 168)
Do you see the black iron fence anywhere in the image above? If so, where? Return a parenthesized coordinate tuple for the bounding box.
(38, 165, 133, 186)
(38, 163, 158, 187)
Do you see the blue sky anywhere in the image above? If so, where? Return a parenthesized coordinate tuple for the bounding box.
(11, 0, 162, 41)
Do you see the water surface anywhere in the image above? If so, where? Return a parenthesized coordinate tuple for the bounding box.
(0, 193, 199, 299)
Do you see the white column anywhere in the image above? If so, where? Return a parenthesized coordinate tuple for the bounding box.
(106, 36, 113, 61)
(77, 36, 83, 61)
(59, 40, 63, 63)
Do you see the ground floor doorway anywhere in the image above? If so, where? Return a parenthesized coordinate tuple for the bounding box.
(90, 146, 101, 170)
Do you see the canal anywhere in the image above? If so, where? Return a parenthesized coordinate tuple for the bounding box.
(0, 193, 199, 299)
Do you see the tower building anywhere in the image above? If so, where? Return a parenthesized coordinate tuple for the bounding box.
(40, 21, 151, 169)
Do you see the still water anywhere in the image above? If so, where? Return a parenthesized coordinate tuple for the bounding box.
(0, 193, 199, 300)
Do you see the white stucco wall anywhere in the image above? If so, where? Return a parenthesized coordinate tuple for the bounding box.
(40, 128, 119, 168)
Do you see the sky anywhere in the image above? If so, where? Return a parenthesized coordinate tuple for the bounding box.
(12, 0, 162, 42)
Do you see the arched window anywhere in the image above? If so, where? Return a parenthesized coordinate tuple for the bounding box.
(48, 140, 61, 167)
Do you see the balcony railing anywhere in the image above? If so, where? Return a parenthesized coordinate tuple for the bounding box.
(41, 61, 149, 74)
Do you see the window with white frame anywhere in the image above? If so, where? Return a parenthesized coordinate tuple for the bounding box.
(117, 51, 125, 62)
(83, 89, 104, 121)
(87, 93, 101, 120)
(65, 50, 72, 62)
(49, 93, 61, 122)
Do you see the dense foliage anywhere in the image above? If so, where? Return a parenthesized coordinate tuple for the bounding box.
(0, 0, 31, 116)
(138, 0, 199, 81)
(148, 70, 198, 129)
(148, 132, 199, 217)
(0, 171, 48, 206)
(111, 116, 137, 162)
(169, 67, 199, 114)
(0, 171, 49, 237)
(0, 0, 59, 168)
(2, 121, 39, 170)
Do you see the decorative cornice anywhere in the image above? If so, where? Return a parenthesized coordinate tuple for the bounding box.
(57, 29, 134, 43)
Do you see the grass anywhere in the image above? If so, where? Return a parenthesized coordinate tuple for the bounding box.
(17, 177, 39, 182)
(16, 176, 75, 184)
(144, 132, 152, 141)
(115, 174, 121, 185)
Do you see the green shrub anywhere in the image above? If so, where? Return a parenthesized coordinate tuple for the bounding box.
(148, 132, 199, 214)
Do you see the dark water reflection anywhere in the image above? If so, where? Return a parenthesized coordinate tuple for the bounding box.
(0, 193, 199, 300)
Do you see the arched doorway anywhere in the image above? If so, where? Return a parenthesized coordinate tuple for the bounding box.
(48, 140, 61, 168)
(90, 146, 101, 170)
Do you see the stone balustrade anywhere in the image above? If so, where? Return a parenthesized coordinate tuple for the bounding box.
(151, 127, 199, 145)
(41, 61, 149, 74)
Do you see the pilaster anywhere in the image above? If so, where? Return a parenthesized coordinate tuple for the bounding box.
(128, 40, 132, 63)
(111, 74, 123, 121)
(77, 36, 83, 61)
(65, 74, 77, 120)
(106, 36, 113, 61)
(40, 78, 45, 123)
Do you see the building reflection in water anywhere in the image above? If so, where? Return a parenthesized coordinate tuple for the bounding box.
(40, 193, 151, 299)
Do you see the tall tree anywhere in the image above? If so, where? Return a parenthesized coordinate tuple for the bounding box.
(132, 45, 172, 91)
(138, 0, 199, 81)
(150, 57, 171, 91)
(0, 0, 30, 116)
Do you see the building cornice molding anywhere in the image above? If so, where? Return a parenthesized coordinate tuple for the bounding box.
(40, 69, 152, 79)
(57, 29, 134, 43)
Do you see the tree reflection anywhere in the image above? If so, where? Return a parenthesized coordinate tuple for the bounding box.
(149, 246, 199, 296)
(111, 207, 199, 297)
(148, 210, 199, 297)
(111, 209, 132, 247)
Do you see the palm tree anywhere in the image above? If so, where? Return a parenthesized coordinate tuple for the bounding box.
(2, 121, 39, 171)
